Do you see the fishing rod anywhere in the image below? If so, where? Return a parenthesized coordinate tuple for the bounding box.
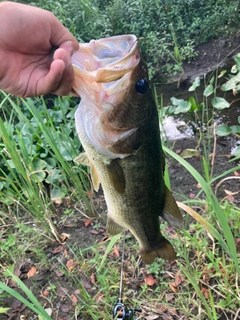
(112, 231, 142, 319)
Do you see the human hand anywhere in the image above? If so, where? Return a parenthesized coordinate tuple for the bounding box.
(0, 1, 79, 97)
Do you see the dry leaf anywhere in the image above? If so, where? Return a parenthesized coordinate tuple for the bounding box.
(42, 289, 49, 297)
(175, 272, 184, 286)
(158, 305, 167, 313)
(74, 289, 80, 295)
(189, 193, 196, 199)
(166, 293, 174, 302)
(145, 274, 155, 286)
(200, 285, 210, 299)
(55, 270, 64, 277)
(52, 245, 63, 254)
(169, 282, 178, 293)
(168, 307, 178, 316)
(113, 245, 120, 257)
(27, 266, 37, 279)
(196, 183, 202, 188)
(57, 287, 69, 297)
(224, 189, 234, 195)
(84, 219, 93, 227)
(89, 229, 99, 235)
(235, 238, 240, 249)
(52, 198, 62, 205)
(234, 171, 240, 176)
(90, 273, 96, 284)
(82, 279, 92, 290)
(145, 315, 159, 320)
(61, 233, 70, 241)
(71, 294, 78, 305)
(66, 259, 77, 272)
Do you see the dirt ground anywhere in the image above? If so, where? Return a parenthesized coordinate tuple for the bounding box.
(1, 37, 240, 320)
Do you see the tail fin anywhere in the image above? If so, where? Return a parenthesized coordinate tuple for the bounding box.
(140, 238, 176, 264)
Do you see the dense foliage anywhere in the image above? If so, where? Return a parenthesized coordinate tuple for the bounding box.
(11, 0, 240, 77)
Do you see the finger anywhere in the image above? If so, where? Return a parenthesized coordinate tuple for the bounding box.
(51, 62, 75, 96)
(36, 59, 66, 96)
(53, 48, 71, 68)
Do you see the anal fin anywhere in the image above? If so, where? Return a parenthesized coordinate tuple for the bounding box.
(161, 186, 183, 228)
(106, 217, 125, 235)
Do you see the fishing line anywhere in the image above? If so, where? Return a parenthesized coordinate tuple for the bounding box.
(112, 231, 142, 319)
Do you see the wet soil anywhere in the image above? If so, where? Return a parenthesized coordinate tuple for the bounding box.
(1, 38, 240, 320)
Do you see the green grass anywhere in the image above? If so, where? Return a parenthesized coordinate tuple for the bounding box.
(0, 89, 239, 319)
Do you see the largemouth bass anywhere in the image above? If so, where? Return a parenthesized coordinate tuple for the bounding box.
(72, 35, 182, 264)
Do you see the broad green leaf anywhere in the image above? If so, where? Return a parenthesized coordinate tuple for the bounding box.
(51, 185, 66, 200)
(221, 73, 240, 91)
(231, 64, 237, 73)
(216, 125, 232, 136)
(203, 83, 214, 97)
(230, 125, 240, 133)
(188, 76, 200, 91)
(33, 159, 47, 170)
(234, 53, 240, 71)
(174, 100, 191, 114)
(46, 169, 63, 184)
(170, 97, 183, 106)
(188, 96, 197, 111)
(211, 97, 230, 110)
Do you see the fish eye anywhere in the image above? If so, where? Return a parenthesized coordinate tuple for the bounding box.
(135, 78, 149, 94)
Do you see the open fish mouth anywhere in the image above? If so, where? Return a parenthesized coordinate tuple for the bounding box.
(71, 35, 144, 110)
(72, 35, 140, 86)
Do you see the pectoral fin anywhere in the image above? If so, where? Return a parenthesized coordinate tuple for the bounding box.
(106, 217, 125, 235)
(161, 186, 183, 228)
(74, 152, 90, 166)
(74, 153, 100, 191)
(106, 159, 125, 194)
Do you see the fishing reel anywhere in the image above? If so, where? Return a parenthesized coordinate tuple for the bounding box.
(113, 299, 142, 319)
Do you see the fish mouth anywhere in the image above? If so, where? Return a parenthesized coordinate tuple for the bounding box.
(72, 35, 147, 159)
(71, 35, 140, 97)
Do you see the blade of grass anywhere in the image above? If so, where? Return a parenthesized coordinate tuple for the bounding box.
(0, 274, 52, 320)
